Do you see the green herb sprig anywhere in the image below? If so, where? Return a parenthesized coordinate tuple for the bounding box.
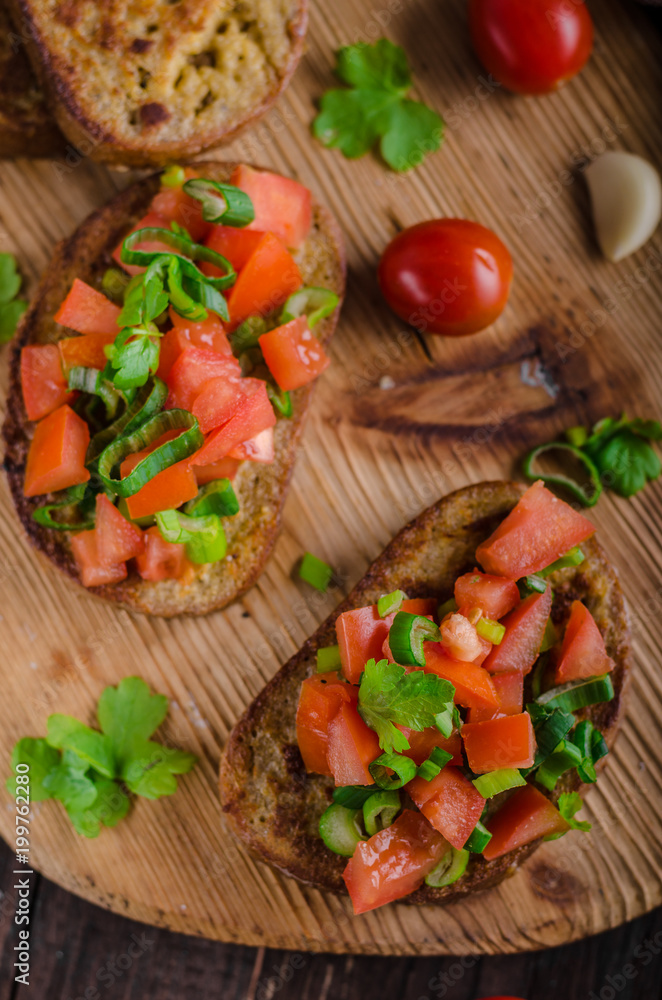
(0, 253, 28, 342)
(313, 39, 444, 172)
(7, 678, 197, 838)
(358, 658, 455, 753)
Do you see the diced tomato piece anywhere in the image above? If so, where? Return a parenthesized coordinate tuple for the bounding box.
(423, 643, 500, 712)
(202, 224, 266, 275)
(21, 345, 72, 421)
(227, 427, 275, 463)
(190, 456, 240, 486)
(476, 480, 595, 579)
(296, 673, 356, 775)
(95, 494, 144, 563)
(136, 525, 189, 581)
(455, 570, 520, 620)
(188, 380, 276, 466)
(461, 712, 536, 772)
(259, 316, 330, 392)
(483, 783, 570, 861)
(440, 612, 484, 662)
(165, 346, 241, 411)
(483, 585, 552, 674)
(24, 404, 90, 497)
(54, 279, 121, 336)
(191, 376, 246, 434)
(408, 766, 484, 849)
(337, 599, 434, 683)
(343, 810, 446, 914)
(397, 725, 463, 766)
(70, 530, 127, 587)
(466, 670, 524, 724)
(327, 701, 380, 786)
(120, 456, 198, 521)
(150, 186, 211, 243)
(231, 164, 312, 250)
(112, 211, 172, 276)
(58, 332, 116, 373)
(168, 309, 231, 352)
(226, 232, 302, 331)
(555, 600, 614, 683)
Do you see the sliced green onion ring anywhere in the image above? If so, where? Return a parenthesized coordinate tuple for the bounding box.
(523, 442, 602, 507)
(389, 611, 441, 667)
(435, 705, 454, 739)
(362, 790, 401, 836)
(185, 479, 239, 518)
(534, 740, 583, 791)
(473, 768, 527, 798)
(476, 616, 505, 645)
(87, 376, 168, 463)
(120, 228, 236, 287)
(539, 546, 585, 577)
(316, 645, 342, 673)
(368, 752, 417, 790)
(267, 383, 292, 418)
(571, 720, 608, 783)
(417, 747, 452, 781)
(536, 674, 615, 713)
(438, 596, 458, 618)
(425, 847, 469, 887)
(156, 509, 227, 564)
(377, 590, 408, 618)
(280, 287, 339, 328)
(182, 179, 255, 227)
(161, 165, 186, 188)
(318, 804, 365, 857)
(68, 366, 123, 419)
(464, 820, 492, 854)
(332, 785, 375, 810)
(522, 704, 575, 774)
(299, 552, 333, 592)
(32, 484, 96, 531)
(96, 409, 203, 497)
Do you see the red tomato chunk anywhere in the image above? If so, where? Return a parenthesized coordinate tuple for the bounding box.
(483, 585, 552, 674)
(296, 673, 355, 776)
(455, 570, 520, 620)
(231, 164, 312, 250)
(555, 600, 614, 683)
(407, 766, 484, 849)
(461, 712, 536, 772)
(483, 783, 570, 860)
(259, 316, 331, 391)
(327, 701, 380, 786)
(24, 405, 90, 497)
(21, 345, 73, 421)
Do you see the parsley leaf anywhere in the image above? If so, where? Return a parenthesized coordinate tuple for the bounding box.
(582, 414, 662, 497)
(557, 792, 592, 834)
(106, 324, 162, 390)
(313, 39, 444, 172)
(6, 737, 60, 800)
(97, 677, 169, 771)
(0, 253, 27, 343)
(67, 776, 130, 838)
(42, 749, 99, 812)
(358, 658, 455, 753)
(46, 715, 115, 778)
(123, 741, 197, 799)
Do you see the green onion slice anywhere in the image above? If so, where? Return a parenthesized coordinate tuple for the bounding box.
(32, 484, 96, 531)
(101, 267, 130, 302)
(377, 590, 408, 618)
(388, 611, 441, 667)
(280, 287, 339, 328)
(522, 442, 602, 507)
(96, 409, 203, 497)
(425, 847, 469, 887)
(316, 645, 342, 673)
(299, 552, 333, 592)
(571, 720, 608, 783)
(536, 674, 615, 713)
(476, 616, 505, 645)
(539, 546, 585, 577)
(362, 790, 401, 836)
(120, 228, 236, 287)
(182, 179, 255, 228)
(534, 740, 583, 791)
(161, 165, 186, 188)
(267, 383, 292, 418)
(155, 509, 226, 564)
(185, 479, 239, 518)
(565, 425, 589, 448)
(68, 366, 123, 419)
(438, 596, 458, 618)
(86, 377, 168, 463)
(318, 804, 365, 857)
(230, 316, 267, 355)
(522, 703, 575, 775)
(473, 768, 527, 798)
(417, 747, 452, 782)
(368, 752, 417, 790)
(464, 820, 492, 854)
(332, 785, 375, 810)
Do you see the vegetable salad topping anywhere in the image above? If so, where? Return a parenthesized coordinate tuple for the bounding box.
(295, 481, 616, 914)
(20, 166, 338, 589)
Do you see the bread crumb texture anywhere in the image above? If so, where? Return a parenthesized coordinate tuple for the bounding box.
(38, 0, 302, 144)
(0, 2, 50, 132)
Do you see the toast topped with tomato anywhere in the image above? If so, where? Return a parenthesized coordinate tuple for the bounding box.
(3, 162, 345, 616)
(6, 0, 308, 166)
(220, 481, 631, 913)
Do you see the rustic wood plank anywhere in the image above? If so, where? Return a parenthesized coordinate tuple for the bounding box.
(0, 0, 661, 956)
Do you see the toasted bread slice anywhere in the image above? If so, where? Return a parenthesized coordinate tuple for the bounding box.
(0, 0, 64, 157)
(220, 481, 631, 904)
(2, 161, 346, 616)
(6, 0, 307, 167)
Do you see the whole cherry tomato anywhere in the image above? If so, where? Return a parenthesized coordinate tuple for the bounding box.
(378, 219, 513, 337)
(469, 0, 594, 95)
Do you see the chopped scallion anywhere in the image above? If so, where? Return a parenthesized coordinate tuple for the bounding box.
(425, 847, 469, 887)
(299, 552, 333, 592)
(537, 675, 614, 713)
(476, 617, 505, 645)
(362, 790, 401, 836)
(473, 768, 526, 798)
(377, 590, 408, 618)
(438, 597, 458, 618)
(368, 752, 417, 790)
(388, 611, 441, 667)
(464, 820, 492, 854)
(538, 546, 585, 577)
(316, 645, 342, 673)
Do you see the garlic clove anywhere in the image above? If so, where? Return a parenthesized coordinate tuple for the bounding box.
(585, 151, 661, 263)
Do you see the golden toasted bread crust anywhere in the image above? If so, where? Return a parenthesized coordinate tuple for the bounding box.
(219, 481, 631, 904)
(6, 0, 308, 166)
(2, 161, 346, 615)
(0, 0, 64, 157)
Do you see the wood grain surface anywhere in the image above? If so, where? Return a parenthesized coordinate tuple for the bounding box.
(0, 0, 661, 956)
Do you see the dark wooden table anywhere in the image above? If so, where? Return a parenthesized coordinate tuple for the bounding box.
(0, 838, 660, 1000)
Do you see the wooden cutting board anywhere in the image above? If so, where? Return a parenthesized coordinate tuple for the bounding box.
(0, 0, 661, 956)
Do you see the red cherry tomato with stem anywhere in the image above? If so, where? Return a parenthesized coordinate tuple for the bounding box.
(378, 218, 513, 337)
(469, 0, 594, 96)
